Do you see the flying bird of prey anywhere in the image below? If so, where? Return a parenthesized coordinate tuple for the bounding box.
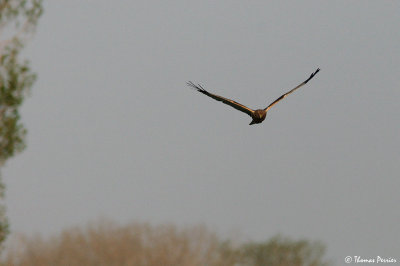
(187, 68, 320, 125)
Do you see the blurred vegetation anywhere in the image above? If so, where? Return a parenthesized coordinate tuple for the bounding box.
(1, 219, 331, 266)
(0, 0, 43, 249)
(239, 236, 329, 266)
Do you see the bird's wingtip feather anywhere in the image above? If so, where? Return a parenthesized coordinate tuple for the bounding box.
(187, 81, 207, 93)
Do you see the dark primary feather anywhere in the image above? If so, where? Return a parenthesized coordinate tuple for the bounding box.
(264, 68, 320, 111)
(187, 81, 254, 116)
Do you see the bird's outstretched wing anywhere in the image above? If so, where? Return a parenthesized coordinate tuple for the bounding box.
(264, 68, 320, 112)
(187, 81, 254, 117)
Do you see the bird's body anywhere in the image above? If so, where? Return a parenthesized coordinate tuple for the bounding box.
(250, 109, 267, 125)
(188, 68, 320, 125)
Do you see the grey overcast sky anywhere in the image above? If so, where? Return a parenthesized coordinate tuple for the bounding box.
(3, 0, 400, 263)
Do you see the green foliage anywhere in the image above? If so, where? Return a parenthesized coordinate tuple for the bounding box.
(0, 40, 36, 164)
(0, 0, 43, 250)
(0, 0, 42, 30)
(239, 235, 330, 266)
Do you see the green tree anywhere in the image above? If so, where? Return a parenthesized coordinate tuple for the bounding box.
(239, 235, 330, 266)
(0, 0, 43, 248)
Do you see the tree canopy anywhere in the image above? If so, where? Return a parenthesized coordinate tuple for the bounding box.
(3, 220, 331, 266)
(0, 0, 42, 165)
(0, 0, 43, 248)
